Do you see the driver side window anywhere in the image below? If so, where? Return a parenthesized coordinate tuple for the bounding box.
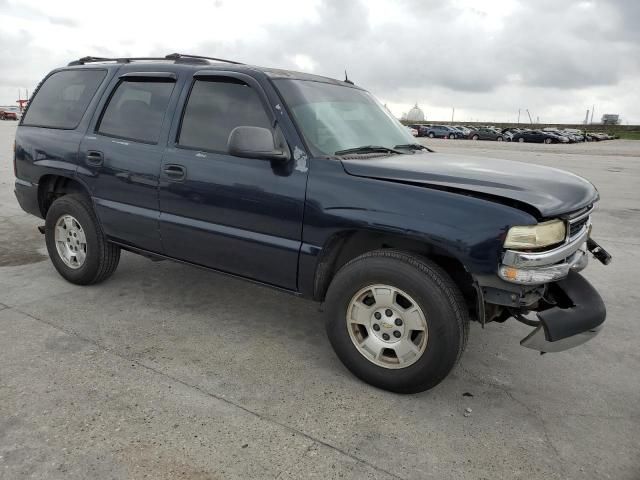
(178, 78, 271, 153)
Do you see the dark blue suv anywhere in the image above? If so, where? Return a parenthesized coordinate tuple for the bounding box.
(13, 54, 610, 393)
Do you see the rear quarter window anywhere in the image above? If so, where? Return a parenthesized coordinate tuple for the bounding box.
(22, 69, 107, 129)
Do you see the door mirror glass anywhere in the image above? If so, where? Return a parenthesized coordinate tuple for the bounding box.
(227, 126, 290, 161)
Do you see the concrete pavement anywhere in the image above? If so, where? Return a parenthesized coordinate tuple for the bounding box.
(1, 122, 638, 479)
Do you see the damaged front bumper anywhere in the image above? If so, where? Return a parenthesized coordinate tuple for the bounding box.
(520, 270, 606, 352)
(486, 232, 612, 353)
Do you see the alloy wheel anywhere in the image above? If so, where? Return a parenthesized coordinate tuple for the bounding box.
(346, 284, 428, 369)
(54, 214, 87, 269)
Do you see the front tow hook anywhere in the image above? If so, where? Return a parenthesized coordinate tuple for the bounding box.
(587, 238, 612, 265)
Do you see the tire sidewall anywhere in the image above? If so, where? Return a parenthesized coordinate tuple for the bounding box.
(325, 255, 463, 393)
(45, 195, 103, 284)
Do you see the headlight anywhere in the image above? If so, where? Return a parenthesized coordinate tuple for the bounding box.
(504, 219, 566, 249)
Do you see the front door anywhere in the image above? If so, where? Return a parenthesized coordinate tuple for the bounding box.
(158, 74, 307, 289)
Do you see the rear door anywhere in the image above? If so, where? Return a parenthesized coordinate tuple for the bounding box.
(158, 72, 308, 289)
(77, 71, 178, 253)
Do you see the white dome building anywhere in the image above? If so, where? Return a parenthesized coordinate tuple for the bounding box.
(405, 103, 425, 122)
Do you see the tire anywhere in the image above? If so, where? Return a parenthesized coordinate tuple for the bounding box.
(544, 137, 552, 144)
(45, 193, 120, 285)
(448, 134, 455, 139)
(471, 134, 479, 140)
(428, 132, 435, 138)
(518, 137, 525, 143)
(324, 250, 469, 393)
(497, 136, 503, 142)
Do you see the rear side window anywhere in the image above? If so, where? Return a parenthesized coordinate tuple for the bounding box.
(97, 80, 174, 144)
(178, 79, 271, 152)
(22, 69, 107, 129)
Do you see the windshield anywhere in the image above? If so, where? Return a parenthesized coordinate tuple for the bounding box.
(273, 79, 415, 156)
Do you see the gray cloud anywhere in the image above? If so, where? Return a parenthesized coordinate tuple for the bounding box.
(194, 0, 637, 94)
(1, 0, 638, 122)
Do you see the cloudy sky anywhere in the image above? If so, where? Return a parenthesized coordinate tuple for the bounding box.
(1, 0, 638, 123)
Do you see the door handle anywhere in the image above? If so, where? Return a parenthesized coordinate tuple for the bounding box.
(86, 150, 104, 166)
(163, 164, 186, 181)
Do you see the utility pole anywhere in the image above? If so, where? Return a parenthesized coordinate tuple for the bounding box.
(526, 109, 533, 125)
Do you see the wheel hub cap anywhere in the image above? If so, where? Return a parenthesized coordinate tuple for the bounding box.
(346, 285, 428, 369)
(54, 214, 87, 269)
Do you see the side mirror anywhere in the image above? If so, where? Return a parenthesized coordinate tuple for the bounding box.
(227, 126, 290, 161)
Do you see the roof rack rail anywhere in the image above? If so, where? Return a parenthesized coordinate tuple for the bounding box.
(165, 53, 244, 65)
(68, 53, 244, 67)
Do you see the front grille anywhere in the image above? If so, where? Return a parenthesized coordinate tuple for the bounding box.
(569, 216, 589, 238)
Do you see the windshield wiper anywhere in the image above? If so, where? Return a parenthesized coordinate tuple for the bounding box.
(394, 143, 433, 152)
(334, 145, 402, 156)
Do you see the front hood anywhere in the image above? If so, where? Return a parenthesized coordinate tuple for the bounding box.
(340, 152, 598, 218)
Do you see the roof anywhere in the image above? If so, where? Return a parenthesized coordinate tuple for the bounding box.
(63, 53, 356, 87)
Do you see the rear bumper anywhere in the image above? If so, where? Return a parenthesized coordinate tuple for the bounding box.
(14, 179, 42, 218)
(520, 271, 606, 352)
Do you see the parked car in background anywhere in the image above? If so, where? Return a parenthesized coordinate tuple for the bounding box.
(502, 128, 524, 142)
(512, 130, 567, 144)
(561, 129, 586, 142)
(469, 127, 504, 141)
(406, 126, 419, 137)
(426, 125, 459, 139)
(407, 124, 430, 137)
(543, 128, 578, 143)
(451, 126, 471, 138)
(586, 132, 611, 142)
(0, 108, 19, 120)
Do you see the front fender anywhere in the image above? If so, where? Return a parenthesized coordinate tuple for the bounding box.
(298, 158, 535, 297)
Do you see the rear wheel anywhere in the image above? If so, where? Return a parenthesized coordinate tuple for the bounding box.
(324, 250, 469, 393)
(518, 137, 525, 143)
(428, 132, 435, 138)
(472, 134, 479, 140)
(45, 194, 120, 285)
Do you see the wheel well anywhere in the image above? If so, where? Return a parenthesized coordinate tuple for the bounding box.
(38, 175, 89, 218)
(314, 231, 478, 320)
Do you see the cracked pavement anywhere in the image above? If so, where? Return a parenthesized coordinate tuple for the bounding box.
(1, 122, 639, 479)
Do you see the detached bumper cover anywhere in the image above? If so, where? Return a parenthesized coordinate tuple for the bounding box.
(521, 271, 606, 352)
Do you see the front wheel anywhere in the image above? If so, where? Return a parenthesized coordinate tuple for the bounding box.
(497, 136, 503, 142)
(324, 250, 469, 393)
(45, 194, 120, 285)
(428, 133, 435, 138)
(544, 137, 552, 144)
(471, 134, 479, 140)
(518, 137, 525, 143)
